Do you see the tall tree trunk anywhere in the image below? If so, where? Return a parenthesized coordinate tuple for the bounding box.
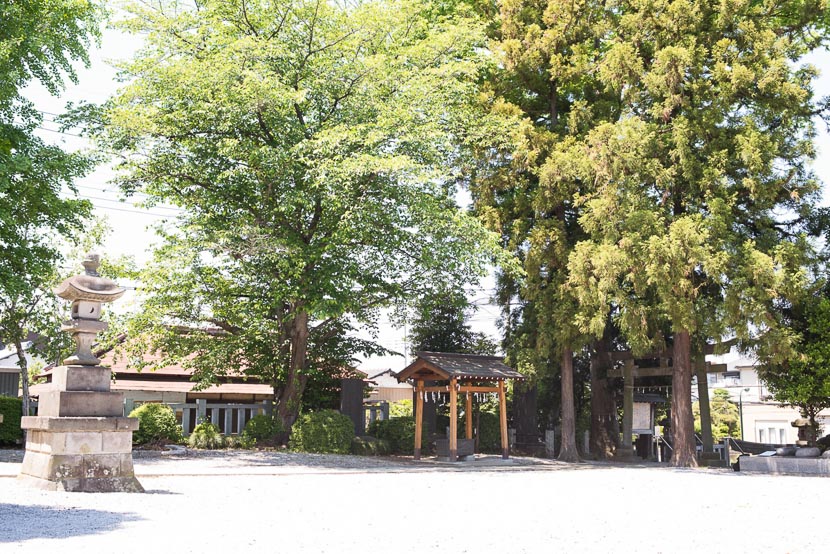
(14, 339, 30, 441)
(590, 337, 618, 459)
(671, 329, 698, 467)
(558, 347, 579, 462)
(276, 310, 310, 433)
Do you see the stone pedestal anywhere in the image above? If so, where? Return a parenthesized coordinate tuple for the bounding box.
(19, 365, 144, 493)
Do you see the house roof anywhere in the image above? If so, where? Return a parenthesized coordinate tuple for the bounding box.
(396, 351, 524, 382)
(33, 331, 367, 396)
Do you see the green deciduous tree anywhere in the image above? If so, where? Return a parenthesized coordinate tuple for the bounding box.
(759, 296, 830, 441)
(94, 0, 511, 432)
(0, 0, 100, 418)
(566, 0, 829, 466)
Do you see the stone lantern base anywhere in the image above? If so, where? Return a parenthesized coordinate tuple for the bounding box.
(19, 416, 144, 492)
(18, 364, 144, 493)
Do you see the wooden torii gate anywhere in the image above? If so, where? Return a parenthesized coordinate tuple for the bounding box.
(607, 346, 728, 458)
(397, 352, 525, 462)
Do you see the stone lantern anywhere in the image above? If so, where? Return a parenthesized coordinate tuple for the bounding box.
(19, 253, 143, 492)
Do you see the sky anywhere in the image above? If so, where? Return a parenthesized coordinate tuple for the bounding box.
(23, 25, 830, 374)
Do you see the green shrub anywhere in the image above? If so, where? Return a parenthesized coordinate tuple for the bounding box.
(351, 436, 391, 456)
(368, 416, 425, 454)
(224, 434, 255, 449)
(188, 422, 225, 449)
(128, 403, 184, 445)
(0, 396, 23, 445)
(461, 411, 500, 452)
(389, 399, 413, 418)
(242, 414, 283, 445)
(289, 409, 354, 454)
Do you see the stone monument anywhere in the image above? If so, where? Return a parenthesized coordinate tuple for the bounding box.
(18, 254, 144, 492)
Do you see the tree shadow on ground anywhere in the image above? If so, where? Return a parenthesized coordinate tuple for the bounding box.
(0, 504, 143, 543)
(133, 450, 624, 474)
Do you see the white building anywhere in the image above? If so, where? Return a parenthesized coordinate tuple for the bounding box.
(706, 350, 830, 444)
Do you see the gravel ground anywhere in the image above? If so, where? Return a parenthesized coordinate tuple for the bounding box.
(1, 449, 827, 553)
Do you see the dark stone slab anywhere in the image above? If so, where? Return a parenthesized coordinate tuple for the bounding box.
(795, 447, 821, 457)
(740, 456, 830, 476)
(435, 438, 474, 458)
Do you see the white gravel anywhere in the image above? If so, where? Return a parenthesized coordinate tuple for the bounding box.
(1, 451, 827, 553)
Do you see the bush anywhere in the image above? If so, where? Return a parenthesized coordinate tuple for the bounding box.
(389, 399, 413, 418)
(289, 409, 354, 454)
(0, 396, 23, 445)
(351, 436, 391, 456)
(224, 434, 255, 449)
(461, 411, 500, 452)
(128, 403, 184, 445)
(242, 414, 283, 445)
(368, 416, 425, 454)
(188, 422, 225, 449)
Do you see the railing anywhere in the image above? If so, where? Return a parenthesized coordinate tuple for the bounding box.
(720, 436, 785, 460)
(125, 398, 271, 435)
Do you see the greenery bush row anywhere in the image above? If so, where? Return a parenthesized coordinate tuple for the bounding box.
(0, 396, 23, 445)
(128, 403, 285, 449)
(289, 409, 354, 454)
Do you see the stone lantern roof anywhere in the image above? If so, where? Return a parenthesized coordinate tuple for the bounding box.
(54, 253, 126, 303)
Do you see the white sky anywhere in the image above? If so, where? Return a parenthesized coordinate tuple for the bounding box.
(23, 27, 830, 373)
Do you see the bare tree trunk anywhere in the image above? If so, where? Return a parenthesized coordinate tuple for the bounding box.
(558, 347, 579, 462)
(14, 339, 30, 442)
(590, 337, 617, 459)
(671, 329, 698, 467)
(276, 310, 310, 434)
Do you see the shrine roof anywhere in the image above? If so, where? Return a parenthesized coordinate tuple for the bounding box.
(396, 351, 524, 382)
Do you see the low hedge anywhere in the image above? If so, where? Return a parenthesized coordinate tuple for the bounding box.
(242, 414, 283, 445)
(128, 403, 184, 445)
(0, 396, 23, 445)
(188, 422, 225, 449)
(367, 416, 425, 454)
(289, 409, 354, 454)
(351, 436, 391, 456)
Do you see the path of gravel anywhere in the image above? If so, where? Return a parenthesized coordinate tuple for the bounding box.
(1, 449, 827, 553)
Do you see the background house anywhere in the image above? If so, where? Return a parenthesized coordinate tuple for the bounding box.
(704, 351, 830, 443)
(366, 369, 412, 403)
(0, 340, 45, 398)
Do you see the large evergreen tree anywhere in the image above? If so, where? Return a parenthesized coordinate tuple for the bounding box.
(472, 0, 622, 461)
(566, 0, 829, 466)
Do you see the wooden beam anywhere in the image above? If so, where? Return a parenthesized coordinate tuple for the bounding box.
(423, 385, 500, 393)
(607, 363, 727, 378)
(696, 359, 714, 453)
(498, 379, 508, 460)
(414, 380, 424, 460)
(449, 377, 458, 462)
(621, 361, 634, 456)
(465, 391, 473, 441)
(609, 340, 737, 362)
(459, 385, 500, 393)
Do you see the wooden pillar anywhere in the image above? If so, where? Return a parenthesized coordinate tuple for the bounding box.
(465, 386, 473, 441)
(449, 377, 458, 462)
(696, 360, 714, 453)
(414, 380, 424, 460)
(622, 360, 634, 456)
(499, 379, 509, 459)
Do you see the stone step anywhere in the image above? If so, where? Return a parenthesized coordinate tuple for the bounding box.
(51, 365, 112, 392)
(36, 391, 124, 417)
